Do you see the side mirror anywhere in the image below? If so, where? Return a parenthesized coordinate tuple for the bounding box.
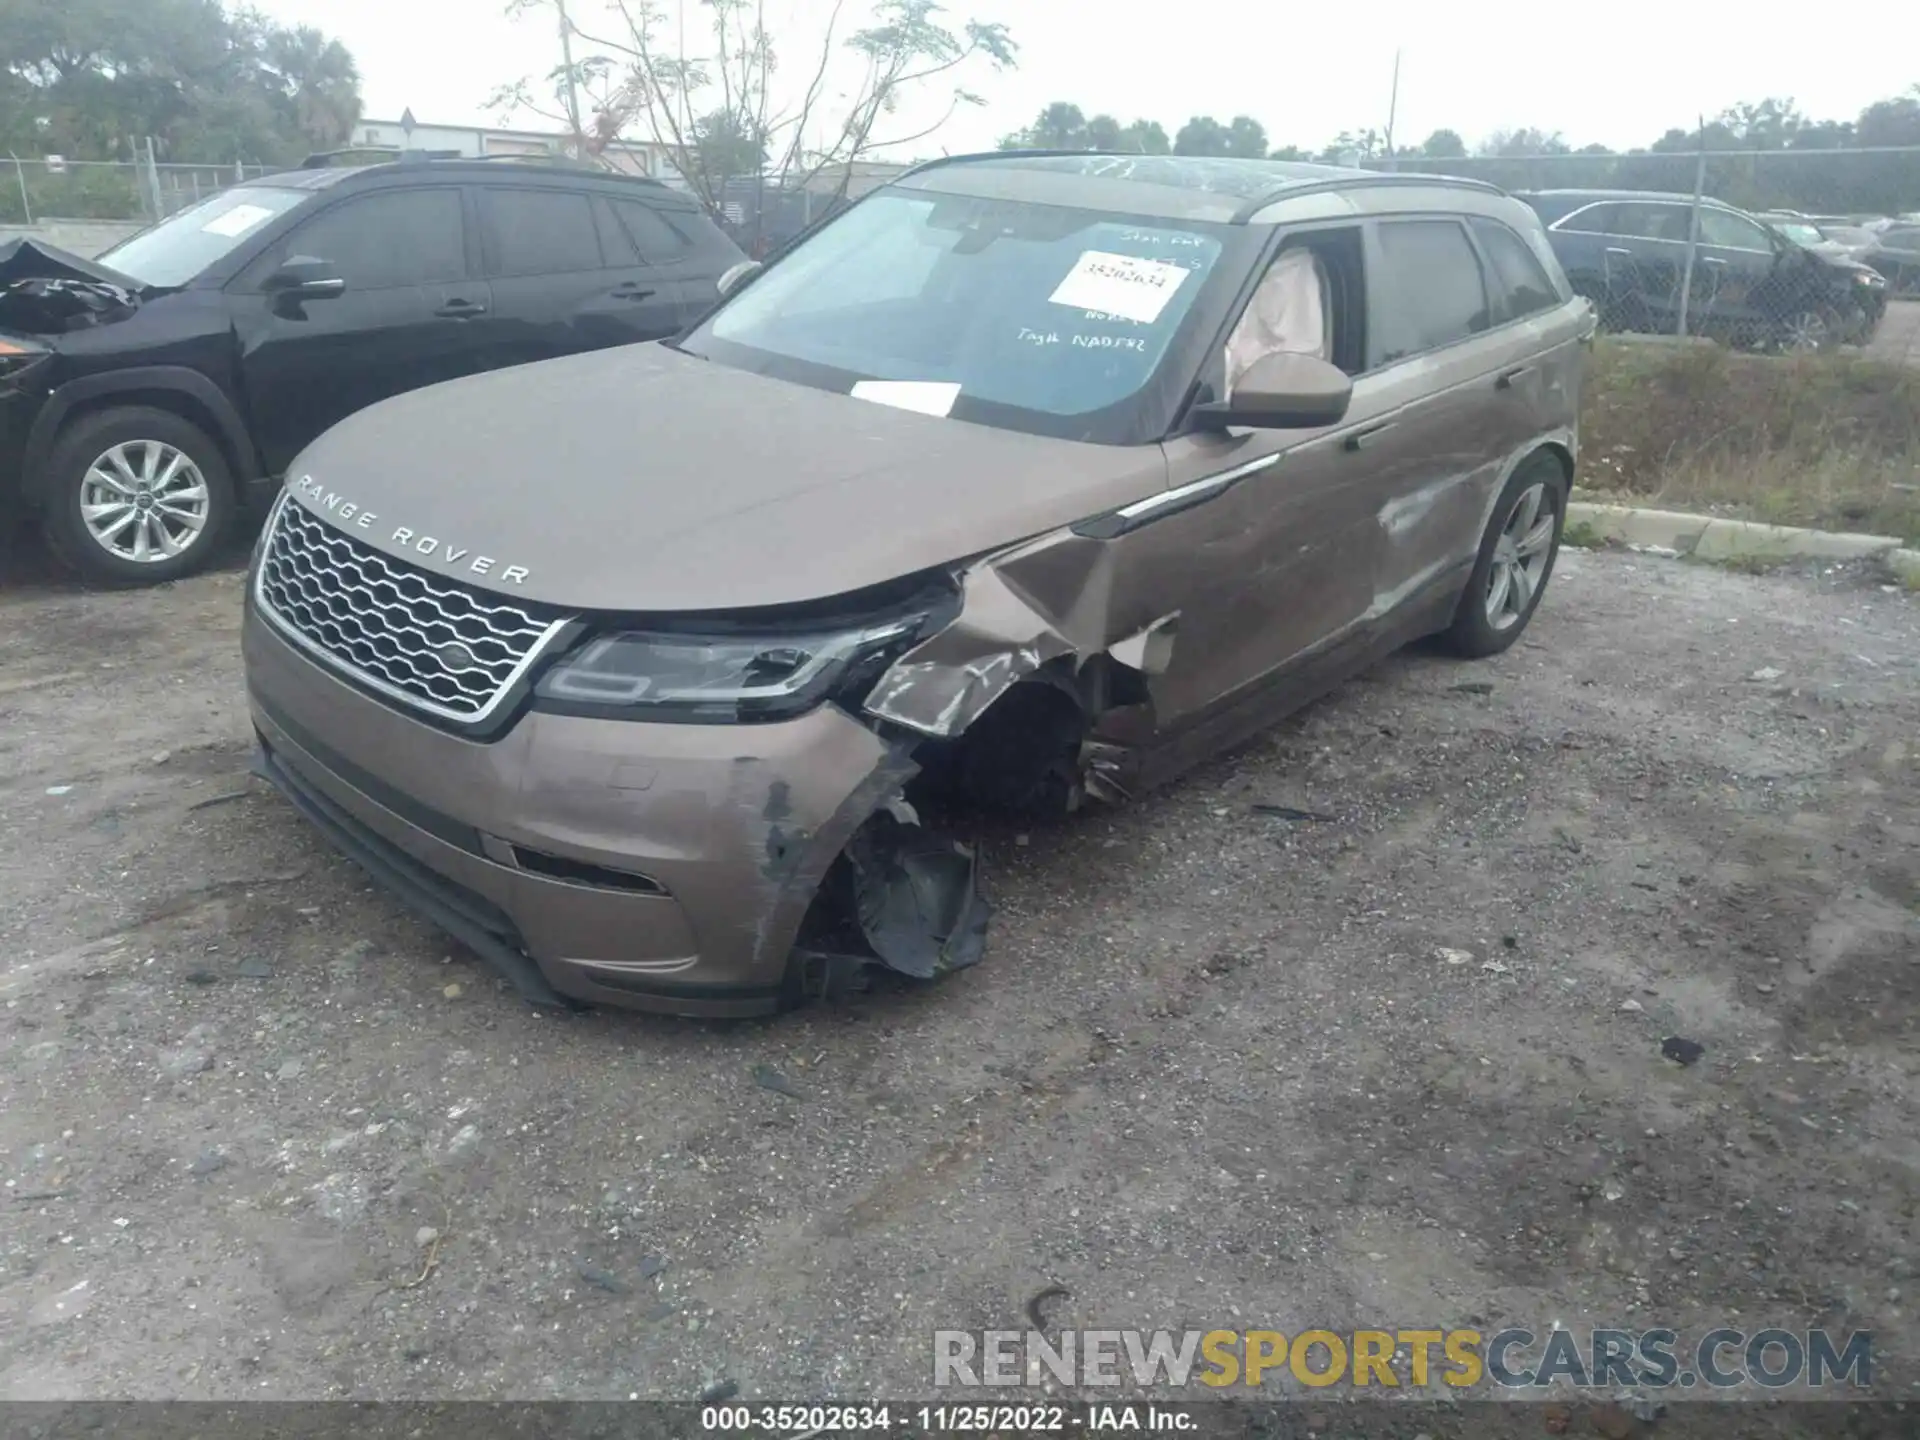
(1191, 351, 1353, 432)
(715, 259, 762, 299)
(262, 256, 345, 299)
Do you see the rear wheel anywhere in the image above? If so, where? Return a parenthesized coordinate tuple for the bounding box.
(1440, 454, 1566, 659)
(41, 406, 235, 586)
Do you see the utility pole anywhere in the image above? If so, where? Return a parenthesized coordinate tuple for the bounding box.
(554, 0, 585, 157)
(1382, 48, 1401, 169)
(1676, 114, 1707, 339)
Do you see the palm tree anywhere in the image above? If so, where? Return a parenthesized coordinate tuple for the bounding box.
(264, 26, 363, 150)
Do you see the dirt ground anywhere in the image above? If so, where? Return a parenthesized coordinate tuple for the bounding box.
(1, 537, 1916, 1411)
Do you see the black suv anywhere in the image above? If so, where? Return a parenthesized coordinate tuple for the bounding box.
(0, 153, 747, 584)
(1516, 189, 1888, 352)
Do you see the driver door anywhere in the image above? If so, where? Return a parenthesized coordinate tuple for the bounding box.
(228, 184, 494, 476)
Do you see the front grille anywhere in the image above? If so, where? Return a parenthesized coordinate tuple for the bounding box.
(256, 499, 567, 723)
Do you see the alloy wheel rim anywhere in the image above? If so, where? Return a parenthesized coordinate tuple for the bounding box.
(80, 441, 210, 563)
(1484, 482, 1556, 631)
(1783, 311, 1828, 353)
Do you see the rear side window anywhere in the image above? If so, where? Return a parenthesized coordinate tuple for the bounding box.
(1611, 203, 1690, 242)
(1555, 202, 1621, 235)
(1370, 219, 1491, 366)
(611, 199, 693, 262)
(1471, 219, 1561, 320)
(253, 187, 466, 289)
(479, 188, 604, 276)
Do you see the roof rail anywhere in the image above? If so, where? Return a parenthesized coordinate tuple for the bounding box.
(896, 147, 1139, 180)
(1230, 169, 1506, 222)
(299, 145, 464, 168)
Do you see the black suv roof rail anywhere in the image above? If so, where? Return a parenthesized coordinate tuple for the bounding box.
(300, 146, 463, 168)
(296, 146, 672, 188)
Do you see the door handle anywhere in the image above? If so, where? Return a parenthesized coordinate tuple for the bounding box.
(1343, 421, 1396, 452)
(1604, 246, 1634, 258)
(1700, 256, 1727, 266)
(610, 283, 656, 300)
(434, 298, 487, 319)
(1496, 365, 1534, 389)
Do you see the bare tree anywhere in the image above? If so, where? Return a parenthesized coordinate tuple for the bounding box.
(490, 0, 1015, 213)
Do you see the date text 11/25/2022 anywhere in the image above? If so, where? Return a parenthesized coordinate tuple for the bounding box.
(701, 1404, 1187, 1431)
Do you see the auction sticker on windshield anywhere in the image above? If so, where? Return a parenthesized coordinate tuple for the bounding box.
(1048, 251, 1191, 325)
(202, 203, 277, 238)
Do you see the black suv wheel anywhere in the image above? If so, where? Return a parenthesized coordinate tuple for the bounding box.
(41, 406, 236, 586)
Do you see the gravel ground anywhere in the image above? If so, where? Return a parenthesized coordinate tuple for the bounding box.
(1, 543, 1916, 1413)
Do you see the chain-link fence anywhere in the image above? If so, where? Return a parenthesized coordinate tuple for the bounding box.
(2, 157, 277, 227)
(1353, 145, 1920, 549)
(1361, 145, 1920, 352)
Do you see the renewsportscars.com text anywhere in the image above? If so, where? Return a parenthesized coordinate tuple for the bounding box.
(933, 1327, 1873, 1391)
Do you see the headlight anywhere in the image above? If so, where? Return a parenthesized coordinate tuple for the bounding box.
(1855, 269, 1885, 286)
(534, 617, 930, 723)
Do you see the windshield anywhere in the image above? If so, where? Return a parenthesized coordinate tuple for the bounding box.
(1771, 221, 1826, 248)
(680, 191, 1234, 444)
(99, 186, 308, 287)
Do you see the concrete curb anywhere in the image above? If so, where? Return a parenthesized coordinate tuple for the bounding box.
(1565, 502, 1912, 575)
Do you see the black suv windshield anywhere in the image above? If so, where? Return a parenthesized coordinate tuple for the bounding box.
(99, 186, 308, 287)
(680, 191, 1239, 444)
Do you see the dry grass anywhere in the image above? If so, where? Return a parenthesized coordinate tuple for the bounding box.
(1578, 338, 1920, 543)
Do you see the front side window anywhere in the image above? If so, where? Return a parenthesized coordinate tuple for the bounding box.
(1698, 208, 1772, 252)
(247, 187, 466, 289)
(681, 191, 1236, 443)
(1472, 218, 1561, 320)
(1370, 219, 1491, 365)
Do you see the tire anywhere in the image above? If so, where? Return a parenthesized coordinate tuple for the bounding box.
(1439, 454, 1567, 660)
(40, 406, 235, 587)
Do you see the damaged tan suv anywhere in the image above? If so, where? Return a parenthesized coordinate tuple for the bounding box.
(242, 153, 1590, 1016)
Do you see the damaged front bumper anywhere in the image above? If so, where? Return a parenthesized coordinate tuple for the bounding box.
(243, 606, 987, 1017)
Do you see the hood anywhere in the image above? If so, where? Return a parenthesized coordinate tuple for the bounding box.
(287, 343, 1166, 613)
(0, 238, 145, 335)
(0, 237, 142, 289)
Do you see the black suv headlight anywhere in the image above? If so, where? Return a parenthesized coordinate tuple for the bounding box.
(533, 615, 935, 724)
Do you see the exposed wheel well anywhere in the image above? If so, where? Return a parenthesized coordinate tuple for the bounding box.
(905, 666, 1094, 823)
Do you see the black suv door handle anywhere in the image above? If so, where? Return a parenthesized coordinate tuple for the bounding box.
(434, 298, 487, 319)
(610, 282, 656, 300)
(1496, 365, 1534, 389)
(1343, 421, 1396, 452)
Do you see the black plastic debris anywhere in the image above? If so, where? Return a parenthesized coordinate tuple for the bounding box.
(638, 1253, 668, 1281)
(1661, 1036, 1705, 1067)
(697, 1380, 740, 1404)
(842, 810, 990, 980)
(751, 1063, 805, 1100)
(575, 1260, 629, 1294)
(1250, 803, 1336, 823)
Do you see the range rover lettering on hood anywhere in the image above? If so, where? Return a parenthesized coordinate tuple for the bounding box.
(294, 475, 530, 585)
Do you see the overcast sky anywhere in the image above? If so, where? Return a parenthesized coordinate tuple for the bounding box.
(253, 0, 1915, 158)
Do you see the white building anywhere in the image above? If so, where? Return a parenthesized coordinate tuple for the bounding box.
(352, 114, 676, 179)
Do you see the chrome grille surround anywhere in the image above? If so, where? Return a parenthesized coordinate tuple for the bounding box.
(253, 494, 570, 725)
